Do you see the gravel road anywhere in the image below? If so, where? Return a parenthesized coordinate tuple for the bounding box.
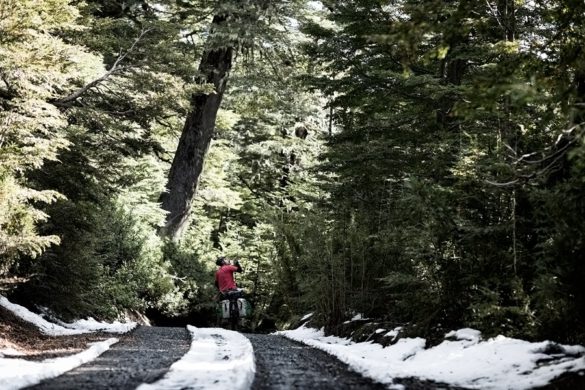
(26, 327, 470, 390)
(246, 334, 469, 390)
(28, 326, 190, 390)
(246, 333, 387, 390)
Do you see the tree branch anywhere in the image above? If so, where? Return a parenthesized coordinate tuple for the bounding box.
(53, 28, 152, 106)
(485, 122, 583, 187)
(516, 137, 575, 165)
(485, 178, 519, 187)
(485, 0, 504, 30)
(237, 174, 263, 199)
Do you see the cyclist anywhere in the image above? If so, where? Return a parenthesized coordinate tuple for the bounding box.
(215, 256, 243, 295)
(215, 257, 244, 329)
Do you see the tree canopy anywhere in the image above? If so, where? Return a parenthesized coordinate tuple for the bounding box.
(1, 0, 584, 343)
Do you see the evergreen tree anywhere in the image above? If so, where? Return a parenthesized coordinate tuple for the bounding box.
(160, 0, 309, 239)
(7, 0, 198, 317)
(0, 0, 83, 276)
(293, 0, 585, 342)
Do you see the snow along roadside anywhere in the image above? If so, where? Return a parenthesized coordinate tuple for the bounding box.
(0, 296, 136, 335)
(277, 325, 585, 390)
(0, 338, 118, 390)
(137, 326, 255, 390)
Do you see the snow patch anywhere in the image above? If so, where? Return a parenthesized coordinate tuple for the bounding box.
(137, 326, 255, 390)
(59, 318, 135, 334)
(384, 327, 403, 341)
(0, 338, 117, 390)
(343, 313, 369, 324)
(277, 325, 585, 389)
(301, 312, 314, 322)
(445, 328, 481, 342)
(0, 348, 25, 358)
(0, 296, 136, 335)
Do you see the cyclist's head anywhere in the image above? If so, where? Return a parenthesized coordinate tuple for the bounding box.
(215, 256, 226, 266)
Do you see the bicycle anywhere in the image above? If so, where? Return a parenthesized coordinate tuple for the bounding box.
(218, 289, 250, 330)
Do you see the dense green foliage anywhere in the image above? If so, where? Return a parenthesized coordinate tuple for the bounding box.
(0, 0, 75, 272)
(283, 0, 585, 342)
(1, 0, 584, 344)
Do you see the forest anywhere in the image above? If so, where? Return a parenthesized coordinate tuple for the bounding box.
(1, 0, 584, 345)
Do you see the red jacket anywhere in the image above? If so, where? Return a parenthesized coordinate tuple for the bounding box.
(215, 265, 239, 292)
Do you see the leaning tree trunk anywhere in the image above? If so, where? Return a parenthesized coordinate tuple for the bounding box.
(159, 15, 233, 239)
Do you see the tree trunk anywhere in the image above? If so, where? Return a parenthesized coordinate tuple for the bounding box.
(159, 15, 233, 239)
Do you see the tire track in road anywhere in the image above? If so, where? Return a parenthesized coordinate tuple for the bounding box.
(246, 333, 471, 390)
(246, 333, 387, 390)
(28, 326, 190, 390)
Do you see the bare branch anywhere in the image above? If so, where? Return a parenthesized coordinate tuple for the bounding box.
(487, 123, 582, 187)
(485, 178, 520, 187)
(54, 28, 152, 106)
(238, 174, 263, 199)
(531, 148, 570, 178)
(514, 151, 539, 163)
(557, 124, 578, 143)
(520, 138, 575, 165)
(485, 0, 504, 30)
(503, 142, 517, 156)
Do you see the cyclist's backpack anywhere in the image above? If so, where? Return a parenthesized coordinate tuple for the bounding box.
(237, 298, 253, 318)
(218, 298, 253, 319)
(219, 300, 231, 319)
